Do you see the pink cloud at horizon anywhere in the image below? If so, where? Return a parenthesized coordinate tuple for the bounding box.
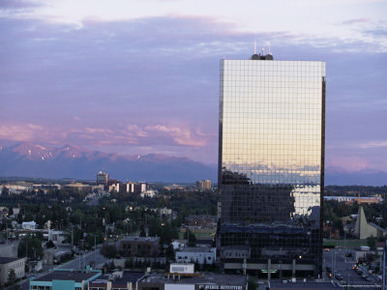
(326, 156, 370, 172)
(0, 121, 216, 162)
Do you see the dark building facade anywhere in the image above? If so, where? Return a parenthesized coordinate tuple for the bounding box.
(119, 236, 160, 257)
(218, 53, 326, 278)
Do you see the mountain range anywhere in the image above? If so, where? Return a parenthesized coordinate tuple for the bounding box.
(0, 141, 217, 183)
(0, 141, 386, 185)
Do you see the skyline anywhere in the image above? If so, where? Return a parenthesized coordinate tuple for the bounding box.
(1, 0, 387, 176)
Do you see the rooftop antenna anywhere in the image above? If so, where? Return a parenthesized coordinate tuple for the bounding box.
(268, 41, 271, 55)
(254, 40, 257, 55)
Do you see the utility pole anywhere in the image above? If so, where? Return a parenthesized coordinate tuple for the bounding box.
(25, 239, 28, 258)
(94, 236, 97, 268)
(383, 242, 386, 290)
(5, 219, 8, 244)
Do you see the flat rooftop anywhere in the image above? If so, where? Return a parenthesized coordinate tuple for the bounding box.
(34, 270, 101, 283)
(0, 257, 23, 264)
(90, 271, 145, 286)
(121, 236, 159, 242)
(178, 246, 214, 253)
(142, 272, 247, 285)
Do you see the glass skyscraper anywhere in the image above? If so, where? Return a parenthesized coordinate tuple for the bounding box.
(218, 52, 326, 278)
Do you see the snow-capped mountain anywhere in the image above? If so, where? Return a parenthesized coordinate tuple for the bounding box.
(0, 141, 217, 182)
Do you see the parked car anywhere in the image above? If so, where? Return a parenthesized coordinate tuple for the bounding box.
(335, 273, 343, 280)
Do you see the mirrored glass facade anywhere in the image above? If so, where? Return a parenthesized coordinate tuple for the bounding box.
(218, 57, 326, 277)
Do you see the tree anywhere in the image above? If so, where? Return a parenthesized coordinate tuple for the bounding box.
(100, 243, 118, 259)
(166, 244, 175, 260)
(184, 229, 197, 247)
(367, 236, 376, 250)
(1, 186, 9, 198)
(140, 225, 146, 237)
(18, 235, 43, 259)
(7, 268, 17, 286)
(125, 258, 134, 268)
(46, 240, 56, 249)
(248, 277, 258, 290)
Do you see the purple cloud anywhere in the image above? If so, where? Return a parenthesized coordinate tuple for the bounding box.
(0, 14, 386, 171)
(362, 27, 387, 37)
(0, 0, 42, 10)
(341, 18, 370, 25)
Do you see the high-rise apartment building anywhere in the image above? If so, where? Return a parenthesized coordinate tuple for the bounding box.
(97, 171, 109, 189)
(218, 51, 325, 278)
(196, 179, 212, 191)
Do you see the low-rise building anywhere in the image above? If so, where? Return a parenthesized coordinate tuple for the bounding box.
(172, 239, 187, 251)
(22, 221, 37, 230)
(119, 236, 160, 257)
(29, 269, 101, 290)
(185, 215, 217, 229)
(140, 190, 156, 198)
(0, 257, 26, 286)
(169, 263, 195, 274)
(324, 196, 383, 204)
(43, 249, 72, 266)
(89, 271, 145, 290)
(139, 272, 247, 290)
(0, 243, 18, 258)
(175, 246, 216, 265)
(63, 183, 92, 193)
(0, 184, 31, 194)
(44, 230, 67, 246)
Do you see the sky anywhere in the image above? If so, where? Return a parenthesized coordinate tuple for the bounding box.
(0, 0, 386, 173)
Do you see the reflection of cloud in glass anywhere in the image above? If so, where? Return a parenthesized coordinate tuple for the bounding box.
(223, 163, 321, 184)
(218, 58, 325, 271)
(220, 60, 324, 185)
(292, 185, 321, 216)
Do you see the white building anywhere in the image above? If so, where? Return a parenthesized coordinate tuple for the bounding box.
(43, 230, 66, 246)
(170, 263, 194, 274)
(140, 190, 157, 198)
(0, 257, 26, 285)
(175, 246, 216, 265)
(22, 221, 37, 230)
(171, 240, 187, 251)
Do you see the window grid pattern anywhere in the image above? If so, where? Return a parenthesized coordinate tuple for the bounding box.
(219, 59, 325, 274)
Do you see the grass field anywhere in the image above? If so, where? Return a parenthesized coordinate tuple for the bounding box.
(178, 230, 215, 240)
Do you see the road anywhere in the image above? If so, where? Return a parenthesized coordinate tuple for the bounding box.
(323, 248, 381, 288)
(56, 248, 106, 270)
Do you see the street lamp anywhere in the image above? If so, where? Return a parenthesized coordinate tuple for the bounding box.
(331, 251, 337, 277)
